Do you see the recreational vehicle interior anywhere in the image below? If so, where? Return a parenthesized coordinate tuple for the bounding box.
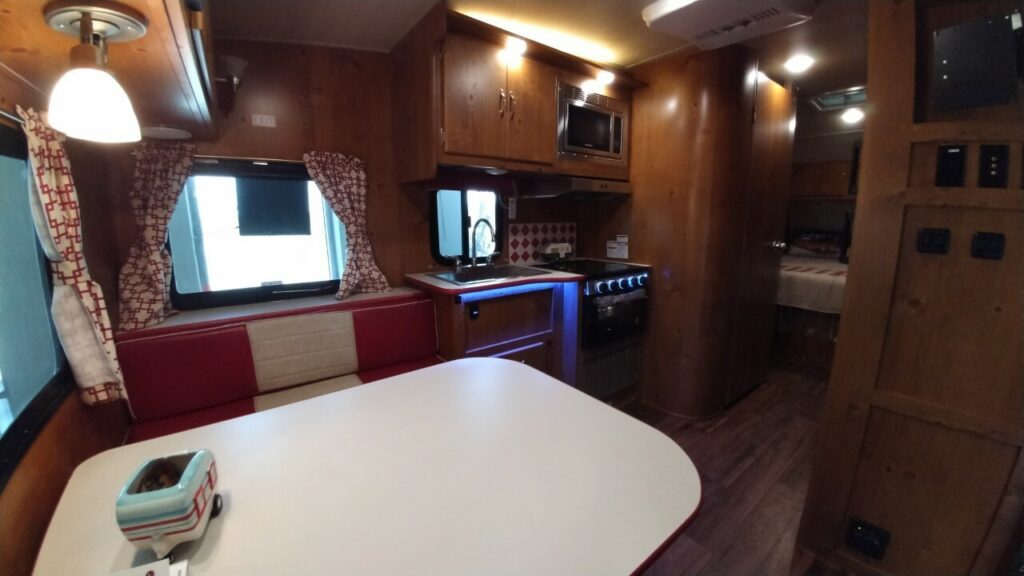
(0, 0, 1021, 574)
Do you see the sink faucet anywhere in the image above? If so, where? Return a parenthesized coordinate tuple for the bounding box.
(471, 218, 496, 268)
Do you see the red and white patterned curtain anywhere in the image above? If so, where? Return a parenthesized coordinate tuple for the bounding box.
(303, 151, 389, 298)
(17, 106, 124, 404)
(118, 142, 195, 331)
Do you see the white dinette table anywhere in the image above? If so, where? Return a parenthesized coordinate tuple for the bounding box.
(34, 358, 700, 575)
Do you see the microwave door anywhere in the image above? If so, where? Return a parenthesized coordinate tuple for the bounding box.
(565, 103, 614, 157)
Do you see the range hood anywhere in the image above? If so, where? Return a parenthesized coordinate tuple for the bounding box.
(519, 177, 631, 199)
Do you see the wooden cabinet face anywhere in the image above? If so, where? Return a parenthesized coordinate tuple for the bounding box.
(442, 35, 508, 160)
(791, 161, 851, 197)
(464, 290, 554, 353)
(506, 58, 557, 164)
(491, 341, 553, 373)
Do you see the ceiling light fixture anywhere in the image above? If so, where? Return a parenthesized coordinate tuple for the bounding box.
(596, 70, 615, 85)
(461, 10, 616, 63)
(783, 53, 815, 74)
(841, 107, 865, 124)
(45, 2, 147, 143)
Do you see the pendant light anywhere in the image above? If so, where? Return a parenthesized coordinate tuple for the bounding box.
(45, 3, 148, 143)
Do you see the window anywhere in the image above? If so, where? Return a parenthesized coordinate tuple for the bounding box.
(0, 122, 65, 448)
(168, 159, 346, 309)
(430, 189, 501, 265)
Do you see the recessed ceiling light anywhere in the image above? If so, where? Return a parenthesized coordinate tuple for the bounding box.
(784, 54, 815, 74)
(841, 107, 865, 124)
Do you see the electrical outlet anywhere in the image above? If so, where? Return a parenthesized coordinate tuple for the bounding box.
(971, 231, 1006, 260)
(251, 113, 277, 128)
(846, 518, 891, 560)
(916, 227, 951, 254)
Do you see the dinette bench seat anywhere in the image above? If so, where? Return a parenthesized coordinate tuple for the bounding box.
(115, 292, 442, 443)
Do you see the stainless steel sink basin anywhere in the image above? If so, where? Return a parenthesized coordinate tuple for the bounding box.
(429, 265, 550, 286)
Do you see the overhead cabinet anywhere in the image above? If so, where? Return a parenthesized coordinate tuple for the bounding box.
(392, 4, 633, 183)
(442, 34, 557, 165)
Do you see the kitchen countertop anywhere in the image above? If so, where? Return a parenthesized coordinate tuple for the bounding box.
(405, 266, 582, 296)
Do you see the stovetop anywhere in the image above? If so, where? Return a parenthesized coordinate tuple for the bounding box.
(537, 258, 647, 278)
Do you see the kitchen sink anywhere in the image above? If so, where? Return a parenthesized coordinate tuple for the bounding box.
(429, 265, 550, 286)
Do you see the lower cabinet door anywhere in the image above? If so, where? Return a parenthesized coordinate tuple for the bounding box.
(491, 341, 552, 374)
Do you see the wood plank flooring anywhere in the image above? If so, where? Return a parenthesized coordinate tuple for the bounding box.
(624, 370, 853, 576)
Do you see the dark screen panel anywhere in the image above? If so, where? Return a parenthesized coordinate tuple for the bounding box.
(931, 14, 1020, 113)
(236, 177, 311, 236)
(567, 105, 612, 152)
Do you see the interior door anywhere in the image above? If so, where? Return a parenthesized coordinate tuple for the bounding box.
(441, 34, 508, 161)
(505, 57, 557, 164)
(724, 73, 795, 405)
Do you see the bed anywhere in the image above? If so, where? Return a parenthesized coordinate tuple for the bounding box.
(772, 235, 849, 377)
(776, 254, 848, 315)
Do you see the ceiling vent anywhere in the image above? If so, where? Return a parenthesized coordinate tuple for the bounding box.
(642, 0, 816, 51)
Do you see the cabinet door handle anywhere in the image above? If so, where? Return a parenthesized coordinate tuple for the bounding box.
(499, 88, 507, 117)
(509, 91, 518, 119)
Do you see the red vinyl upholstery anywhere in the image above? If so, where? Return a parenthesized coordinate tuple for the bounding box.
(118, 324, 259, 421)
(126, 399, 255, 443)
(118, 294, 441, 443)
(352, 300, 438, 372)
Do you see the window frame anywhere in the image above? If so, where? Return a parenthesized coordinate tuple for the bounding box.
(0, 120, 73, 493)
(168, 157, 344, 310)
(429, 188, 504, 266)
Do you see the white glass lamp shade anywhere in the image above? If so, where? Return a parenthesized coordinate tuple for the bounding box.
(48, 67, 141, 143)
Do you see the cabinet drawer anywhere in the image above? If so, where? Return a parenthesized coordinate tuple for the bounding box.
(491, 342, 552, 374)
(464, 289, 553, 352)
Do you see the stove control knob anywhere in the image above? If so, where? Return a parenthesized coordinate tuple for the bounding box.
(638, 274, 648, 286)
(596, 281, 608, 294)
(627, 276, 637, 288)
(617, 278, 628, 290)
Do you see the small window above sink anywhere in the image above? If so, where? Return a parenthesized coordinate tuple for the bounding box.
(430, 189, 502, 265)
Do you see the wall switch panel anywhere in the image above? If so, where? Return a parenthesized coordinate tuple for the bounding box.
(917, 227, 951, 254)
(935, 144, 967, 187)
(251, 113, 277, 128)
(978, 144, 1009, 188)
(971, 231, 1005, 260)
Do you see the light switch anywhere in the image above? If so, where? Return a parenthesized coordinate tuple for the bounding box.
(916, 228, 950, 254)
(971, 231, 1005, 260)
(977, 144, 1009, 188)
(935, 144, 966, 187)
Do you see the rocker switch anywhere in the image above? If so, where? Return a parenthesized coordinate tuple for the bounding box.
(971, 232, 1005, 260)
(916, 228, 951, 254)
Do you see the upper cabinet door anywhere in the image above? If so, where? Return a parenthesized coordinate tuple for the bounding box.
(506, 58, 557, 164)
(441, 35, 508, 161)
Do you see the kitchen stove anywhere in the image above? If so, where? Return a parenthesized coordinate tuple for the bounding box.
(537, 258, 651, 399)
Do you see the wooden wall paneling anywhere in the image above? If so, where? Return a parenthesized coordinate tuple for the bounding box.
(724, 74, 795, 405)
(791, 161, 851, 198)
(843, 410, 1018, 575)
(796, 0, 918, 554)
(797, 3, 1024, 574)
(194, 40, 405, 285)
(629, 46, 759, 418)
(0, 396, 129, 576)
(875, 206, 1022, 430)
(392, 1, 446, 183)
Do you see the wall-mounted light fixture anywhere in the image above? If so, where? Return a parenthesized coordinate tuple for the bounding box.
(45, 2, 147, 143)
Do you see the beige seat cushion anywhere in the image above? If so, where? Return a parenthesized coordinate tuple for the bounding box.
(253, 374, 363, 412)
(246, 311, 358, 392)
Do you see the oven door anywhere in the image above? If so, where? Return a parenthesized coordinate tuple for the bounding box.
(582, 290, 648, 350)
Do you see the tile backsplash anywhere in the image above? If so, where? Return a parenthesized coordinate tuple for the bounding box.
(507, 222, 577, 265)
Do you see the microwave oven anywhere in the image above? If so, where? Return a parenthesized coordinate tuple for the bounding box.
(557, 82, 629, 162)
